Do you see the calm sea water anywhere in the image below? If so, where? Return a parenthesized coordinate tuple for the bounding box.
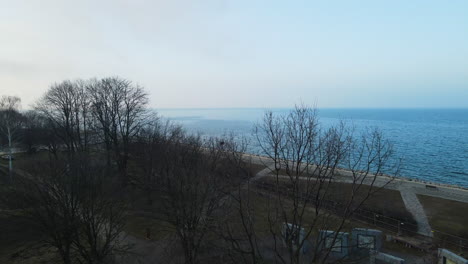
(157, 108, 468, 187)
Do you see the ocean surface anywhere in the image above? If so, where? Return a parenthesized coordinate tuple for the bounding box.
(157, 108, 468, 187)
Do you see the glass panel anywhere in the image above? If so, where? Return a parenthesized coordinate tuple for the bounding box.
(325, 237, 342, 252)
(357, 235, 375, 249)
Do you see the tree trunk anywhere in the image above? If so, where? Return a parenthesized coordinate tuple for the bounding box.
(183, 241, 197, 264)
(7, 126, 13, 182)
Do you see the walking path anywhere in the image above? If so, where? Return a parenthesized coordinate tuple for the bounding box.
(399, 187, 433, 237)
(243, 153, 468, 202)
(251, 164, 275, 182)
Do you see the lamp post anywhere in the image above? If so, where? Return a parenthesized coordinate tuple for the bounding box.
(397, 222, 404, 235)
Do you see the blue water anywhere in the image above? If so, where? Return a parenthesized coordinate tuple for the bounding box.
(157, 108, 468, 187)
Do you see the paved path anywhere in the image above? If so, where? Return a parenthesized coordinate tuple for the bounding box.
(243, 153, 468, 203)
(399, 188, 433, 237)
(251, 164, 274, 182)
(218, 161, 274, 207)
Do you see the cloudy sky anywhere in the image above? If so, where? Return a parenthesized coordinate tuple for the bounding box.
(1, 0, 467, 108)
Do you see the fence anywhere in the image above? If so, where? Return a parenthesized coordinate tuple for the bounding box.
(251, 180, 468, 252)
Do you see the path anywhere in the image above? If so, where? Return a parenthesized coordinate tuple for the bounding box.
(399, 187, 433, 237)
(116, 232, 180, 264)
(251, 163, 274, 182)
(243, 153, 468, 203)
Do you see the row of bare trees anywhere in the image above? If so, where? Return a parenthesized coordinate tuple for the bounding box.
(1, 77, 148, 185)
(7, 155, 129, 264)
(216, 106, 399, 264)
(6, 170, 128, 262)
(1, 77, 148, 263)
(138, 130, 251, 264)
(1, 80, 399, 263)
(35, 77, 148, 185)
(126, 105, 398, 264)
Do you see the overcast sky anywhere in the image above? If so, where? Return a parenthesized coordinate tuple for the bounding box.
(1, 0, 467, 109)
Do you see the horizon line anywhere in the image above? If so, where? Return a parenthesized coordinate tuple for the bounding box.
(154, 106, 468, 110)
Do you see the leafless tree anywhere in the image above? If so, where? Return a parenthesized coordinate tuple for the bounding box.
(22, 110, 53, 154)
(132, 120, 261, 263)
(213, 137, 266, 264)
(0, 95, 23, 181)
(88, 77, 149, 185)
(15, 156, 129, 264)
(136, 128, 242, 264)
(132, 117, 183, 205)
(220, 105, 399, 264)
(159, 135, 218, 264)
(35, 80, 92, 156)
(71, 160, 130, 264)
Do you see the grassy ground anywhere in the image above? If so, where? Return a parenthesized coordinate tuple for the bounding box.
(248, 163, 268, 176)
(418, 194, 468, 243)
(0, 166, 9, 183)
(0, 151, 54, 181)
(231, 189, 428, 261)
(257, 177, 414, 223)
(0, 212, 57, 263)
(417, 195, 468, 257)
(0, 167, 54, 262)
(247, 190, 365, 235)
(124, 213, 175, 241)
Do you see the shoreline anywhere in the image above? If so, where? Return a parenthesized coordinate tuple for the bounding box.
(241, 152, 468, 192)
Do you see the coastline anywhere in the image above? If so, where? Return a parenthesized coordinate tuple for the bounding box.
(162, 108, 468, 188)
(241, 152, 468, 196)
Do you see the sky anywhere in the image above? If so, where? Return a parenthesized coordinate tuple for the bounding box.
(1, 0, 467, 109)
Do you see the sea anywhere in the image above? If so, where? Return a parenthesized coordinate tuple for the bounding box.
(157, 108, 468, 188)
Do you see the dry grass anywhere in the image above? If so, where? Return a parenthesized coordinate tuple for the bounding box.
(228, 188, 428, 259)
(418, 194, 468, 238)
(0, 213, 56, 263)
(0, 151, 50, 170)
(124, 213, 175, 241)
(417, 195, 468, 256)
(257, 177, 414, 223)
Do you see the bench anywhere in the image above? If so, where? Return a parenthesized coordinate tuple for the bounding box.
(425, 185, 438, 190)
(389, 235, 432, 252)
